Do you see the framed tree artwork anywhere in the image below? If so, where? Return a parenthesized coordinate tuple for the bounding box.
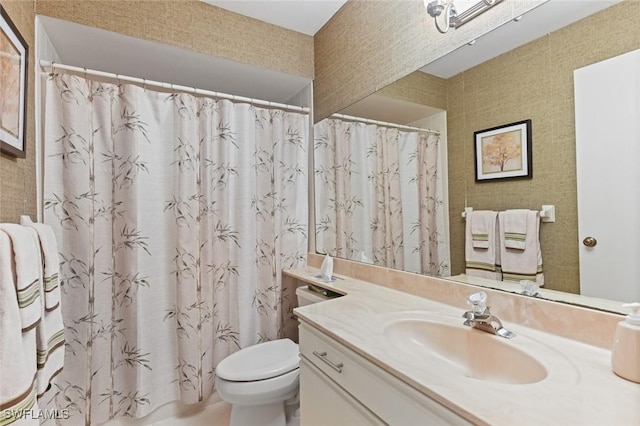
(0, 6, 28, 158)
(474, 119, 532, 182)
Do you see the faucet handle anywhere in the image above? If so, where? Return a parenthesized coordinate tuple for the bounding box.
(467, 291, 488, 314)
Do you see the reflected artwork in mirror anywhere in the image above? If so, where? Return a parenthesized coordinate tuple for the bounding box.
(312, 0, 639, 314)
(473, 119, 532, 182)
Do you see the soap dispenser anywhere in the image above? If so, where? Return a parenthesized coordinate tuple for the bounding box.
(611, 302, 640, 383)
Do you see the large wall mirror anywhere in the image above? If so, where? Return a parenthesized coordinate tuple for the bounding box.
(314, 0, 639, 314)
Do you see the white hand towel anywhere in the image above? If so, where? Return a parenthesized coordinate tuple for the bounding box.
(465, 211, 501, 280)
(23, 227, 65, 398)
(0, 230, 40, 425)
(499, 211, 544, 286)
(469, 210, 496, 249)
(0, 224, 42, 332)
(504, 209, 528, 250)
(22, 219, 60, 311)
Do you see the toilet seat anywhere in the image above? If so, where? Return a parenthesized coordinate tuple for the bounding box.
(215, 368, 299, 405)
(216, 338, 299, 381)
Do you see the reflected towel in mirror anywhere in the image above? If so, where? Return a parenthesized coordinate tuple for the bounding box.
(504, 209, 529, 250)
(499, 211, 544, 287)
(465, 211, 501, 280)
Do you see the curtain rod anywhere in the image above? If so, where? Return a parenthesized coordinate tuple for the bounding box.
(331, 113, 440, 135)
(39, 60, 310, 114)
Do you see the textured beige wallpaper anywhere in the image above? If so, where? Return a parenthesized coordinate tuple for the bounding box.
(35, 0, 314, 79)
(0, 0, 36, 223)
(313, 0, 547, 122)
(447, 1, 640, 294)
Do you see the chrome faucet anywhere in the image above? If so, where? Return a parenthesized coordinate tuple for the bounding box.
(462, 292, 516, 339)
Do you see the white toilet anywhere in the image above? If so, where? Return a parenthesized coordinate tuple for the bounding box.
(215, 285, 329, 426)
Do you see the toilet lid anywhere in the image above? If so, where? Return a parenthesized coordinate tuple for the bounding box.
(216, 338, 299, 381)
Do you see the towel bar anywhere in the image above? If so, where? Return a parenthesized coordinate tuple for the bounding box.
(462, 205, 555, 223)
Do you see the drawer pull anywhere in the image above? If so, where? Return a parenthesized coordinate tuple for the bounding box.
(313, 350, 344, 373)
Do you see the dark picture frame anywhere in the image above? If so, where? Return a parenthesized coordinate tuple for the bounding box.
(474, 119, 532, 182)
(0, 6, 28, 158)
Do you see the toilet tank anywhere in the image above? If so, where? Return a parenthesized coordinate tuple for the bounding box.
(296, 284, 343, 306)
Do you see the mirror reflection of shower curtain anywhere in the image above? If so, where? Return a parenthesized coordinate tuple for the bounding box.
(315, 118, 449, 276)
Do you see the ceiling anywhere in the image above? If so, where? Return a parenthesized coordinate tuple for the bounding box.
(202, 0, 348, 36)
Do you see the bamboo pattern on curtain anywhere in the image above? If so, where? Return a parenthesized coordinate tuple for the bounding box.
(314, 118, 448, 276)
(41, 73, 308, 425)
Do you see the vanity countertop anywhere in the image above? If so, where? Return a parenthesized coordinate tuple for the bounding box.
(287, 267, 640, 426)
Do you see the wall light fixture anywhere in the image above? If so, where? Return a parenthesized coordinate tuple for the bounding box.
(425, 0, 504, 33)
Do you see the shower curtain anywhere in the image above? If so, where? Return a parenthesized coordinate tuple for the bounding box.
(314, 118, 448, 276)
(41, 73, 308, 425)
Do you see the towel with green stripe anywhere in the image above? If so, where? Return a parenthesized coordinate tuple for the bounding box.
(470, 210, 497, 249)
(21, 220, 66, 398)
(0, 224, 42, 332)
(0, 229, 40, 426)
(503, 209, 529, 250)
(465, 211, 501, 280)
(499, 211, 544, 287)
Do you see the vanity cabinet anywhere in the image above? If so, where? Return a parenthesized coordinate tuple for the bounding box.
(299, 321, 471, 426)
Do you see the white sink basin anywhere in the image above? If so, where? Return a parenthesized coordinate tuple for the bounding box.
(384, 318, 548, 385)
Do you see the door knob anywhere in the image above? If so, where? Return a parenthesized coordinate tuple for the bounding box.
(583, 236, 597, 247)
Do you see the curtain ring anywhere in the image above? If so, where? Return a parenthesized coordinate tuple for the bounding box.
(83, 67, 87, 80)
(142, 78, 146, 92)
(116, 73, 121, 86)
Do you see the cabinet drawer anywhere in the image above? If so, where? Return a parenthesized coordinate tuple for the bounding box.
(299, 322, 472, 426)
(300, 357, 385, 426)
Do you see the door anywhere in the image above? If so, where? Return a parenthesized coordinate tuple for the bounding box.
(574, 48, 640, 302)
